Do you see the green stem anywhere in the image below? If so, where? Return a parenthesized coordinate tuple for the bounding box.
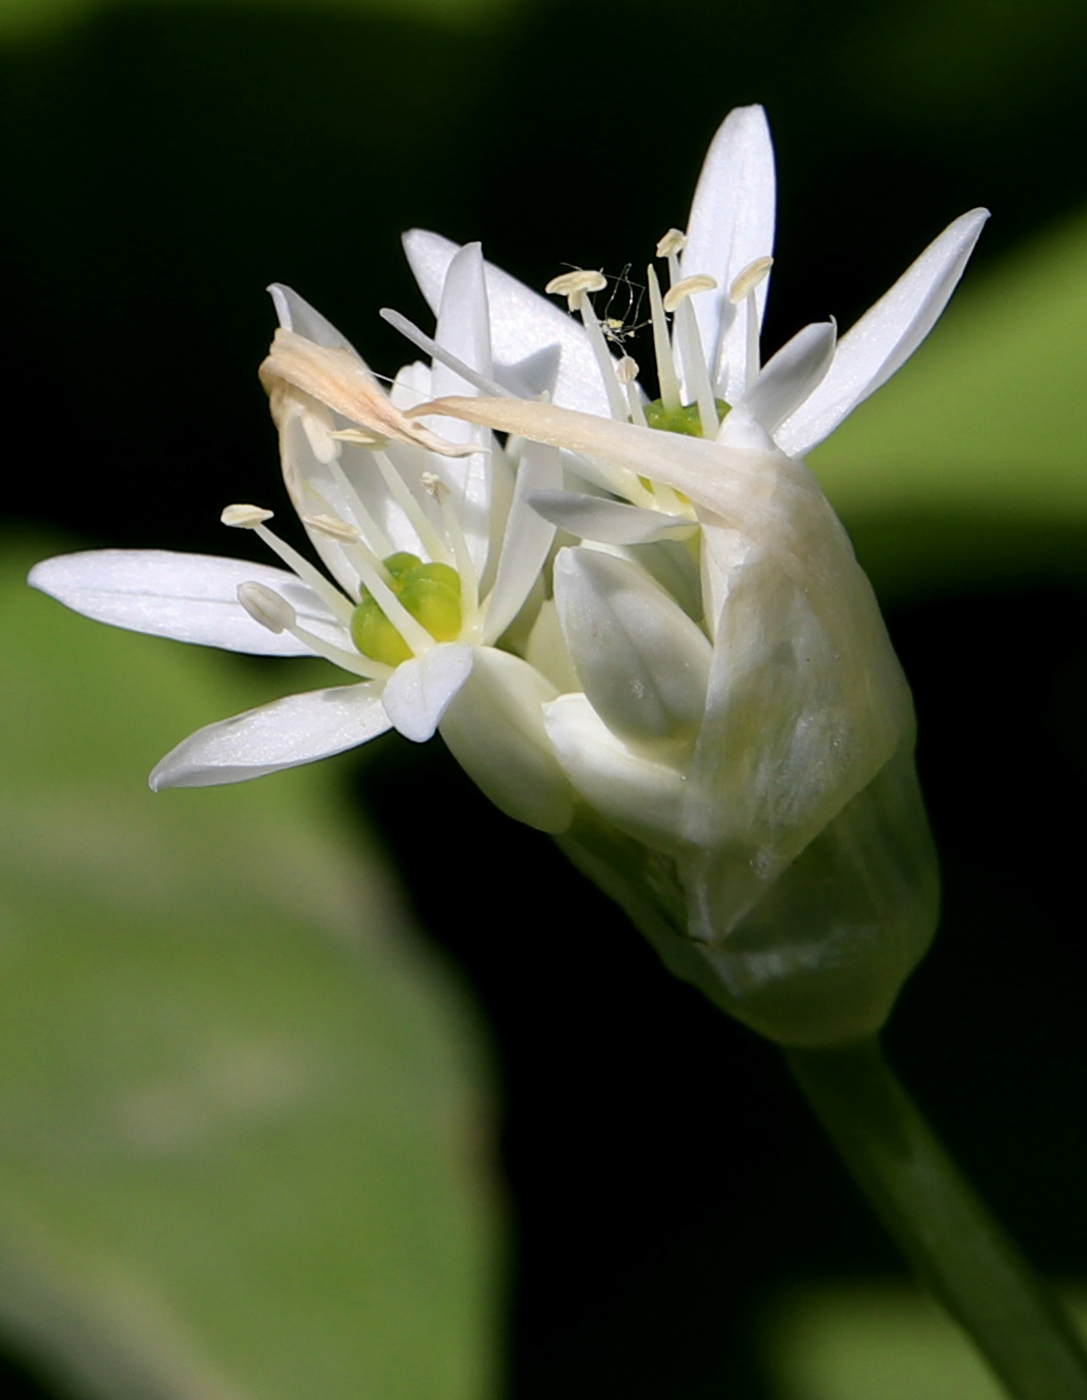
(785, 1037, 1087, 1400)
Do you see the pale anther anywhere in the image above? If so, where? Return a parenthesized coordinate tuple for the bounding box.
(616, 356, 639, 385)
(329, 427, 386, 446)
(237, 582, 296, 635)
(421, 471, 447, 499)
(729, 255, 774, 304)
(545, 269, 607, 311)
(662, 274, 718, 313)
(302, 513, 361, 543)
(221, 504, 274, 529)
(656, 228, 687, 258)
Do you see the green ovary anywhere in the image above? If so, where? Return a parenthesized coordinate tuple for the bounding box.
(644, 398, 730, 438)
(350, 553, 462, 666)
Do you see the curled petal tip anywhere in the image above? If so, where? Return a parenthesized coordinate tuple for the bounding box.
(262, 329, 478, 458)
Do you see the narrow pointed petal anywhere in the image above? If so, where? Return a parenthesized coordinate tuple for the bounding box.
(28, 550, 344, 656)
(261, 328, 477, 458)
(553, 547, 712, 755)
(380, 643, 474, 743)
(149, 684, 389, 789)
(403, 229, 611, 416)
(440, 647, 573, 833)
(544, 693, 686, 850)
(776, 209, 989, 457)
(425, 242, 495, 574)
(482, 441, 562, 644)
(743, 320, 837, 434)
(680, 105, 776, 401)
(528, 490, 694, 546)
(267, 284, 359, 353)
(431, 242, 495, 401)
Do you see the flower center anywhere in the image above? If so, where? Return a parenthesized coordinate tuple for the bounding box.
(643, 397, 730, 438)
(351, 552, 462, 665)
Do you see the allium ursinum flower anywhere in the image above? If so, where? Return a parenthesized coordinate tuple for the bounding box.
(383, 104, 988, 1046)
(29, 246, 575, 832)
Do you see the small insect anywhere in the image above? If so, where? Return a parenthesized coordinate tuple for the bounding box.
(548, 261, 651, 345)
(598, 263, 651, 346)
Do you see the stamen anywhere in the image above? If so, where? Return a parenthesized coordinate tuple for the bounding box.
(662, 275, 718, 314)
(730, 258, 773, 392)
(379, 308, 509, 399)
(221, 504, 273, 528)
(236, 583, 391, 680)
(302, 513, 361, 544)
(545, 269, 627, 421)
(728, 255, 774, 304)
(663, 276, 720, 435)
(371, 451, 453, 566)
(423, 473, 479, 638)
(646, 264, 682, 413)
(237, 582, 295, 634)
(222, 504, 354, 626)
(655, 228, 687, 259)
(574, 291, 630, 423)
(327, 427, 386, 447)
(320, 455, 397, 559)
(616, 355, 647, 427)
(545, 269, 607, 311)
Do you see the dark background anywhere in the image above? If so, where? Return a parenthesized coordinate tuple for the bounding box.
(5, 0, 1087, 1394)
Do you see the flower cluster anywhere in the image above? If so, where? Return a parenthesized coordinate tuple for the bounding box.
(31, 106, 986, 1044)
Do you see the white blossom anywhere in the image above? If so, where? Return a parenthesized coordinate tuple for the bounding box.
(391, 105, 985, 1045)
(30, 245, 574, 833)
(30, 104, 985, 1045)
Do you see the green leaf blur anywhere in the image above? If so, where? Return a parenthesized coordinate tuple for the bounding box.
(0, 535, 501, 1400)
(762, 1282, 1087, 1400)
(811, 213, 1087, 599)
(0, 0, 510, 41)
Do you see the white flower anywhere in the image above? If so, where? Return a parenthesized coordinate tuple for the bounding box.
(393, 105, 987, 544)
(30, 104, 984, 1046)
(386, 105, 986, 1045)
(29, 244, 574, 833)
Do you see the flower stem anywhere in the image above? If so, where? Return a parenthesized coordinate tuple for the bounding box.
(785, 1037, 1087, 1400)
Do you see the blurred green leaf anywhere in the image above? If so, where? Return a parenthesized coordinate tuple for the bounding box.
(762, 1281, 1087, 1400)
(810, 211, 1087, 597)
(0, 0, 511, 42)
(0, 534, 501, 1400)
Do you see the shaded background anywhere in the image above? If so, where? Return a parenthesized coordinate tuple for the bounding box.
(5, 0, 1087, 1395)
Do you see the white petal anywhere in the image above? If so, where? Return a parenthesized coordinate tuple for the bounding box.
(525, 598, 581, 694)
(776, 208, 989, 457)
(685, 548, 903, 872)
(553, 547, 712, 755)
(743, 320, 837, 434)
(440, 647, 573, 833)
(482, 441, 562, 644)
(431, 242, 494, 398)
(28, 550, 345, 656)
(680, 105, 776, 403)
(426, 243, 494, 573)
(389, 358, 432, 411)
(403, 229, 611, 416)
(544, 693, 686, 850)
(149, 683, 389, 789)
(267, 284, 359, 353)
(527, 490, 694, 546)
(380, 643, 474, 743)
